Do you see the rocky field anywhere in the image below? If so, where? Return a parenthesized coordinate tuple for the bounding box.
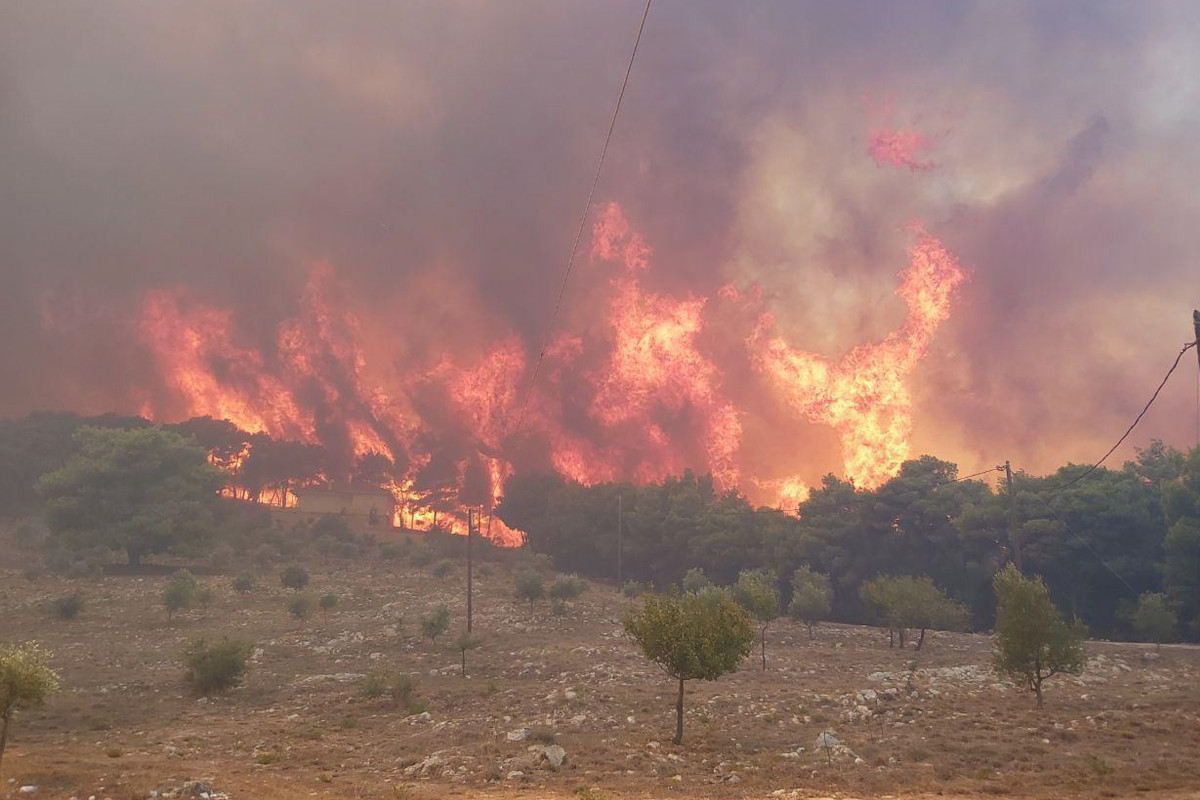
(2, 546, 1199, 800)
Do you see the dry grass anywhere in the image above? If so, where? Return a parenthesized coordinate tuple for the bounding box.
(2, 538, 1199, 800)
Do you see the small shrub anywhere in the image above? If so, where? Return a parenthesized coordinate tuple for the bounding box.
(359, 670, 421, 712)
(196, 586, 215, 610)
(319, 593, 338, 621)
(622, 581, 645, 599)
(52, 592, 84, 620)
(478, 564, 494, 578)
(420, 604, 451, 641)
(288, 593, 317, 622)
(550, 576, 588, 601)
(22, 566, 43, 582)
(232, 573, 255, 594)
(431, 559, 455, 579)
(514, 571, 545, 610)
(43, 548, 73, 575)
(551, 597, 568, 617)
(281, 565, 309, 590)
(183, 637, 253, 695)
(163, 570, 198, 620)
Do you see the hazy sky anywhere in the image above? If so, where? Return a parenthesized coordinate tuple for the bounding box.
(3, 1, 1199, 485)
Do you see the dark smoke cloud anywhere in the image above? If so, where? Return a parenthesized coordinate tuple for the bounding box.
(2, 1, 1198, 484)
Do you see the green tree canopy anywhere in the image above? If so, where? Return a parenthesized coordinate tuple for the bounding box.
(37, 426, 223, 566)
(993, 564, 1087, 708)
(860, 575, 969, 650)
(0, 642, 60, 767)
(1131, 591, 1177, 649)
(624, 588, 753, 744)
(789, 566, 833, 639)
(732, 569, 780, 670)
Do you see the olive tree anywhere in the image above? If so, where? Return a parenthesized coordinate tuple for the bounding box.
(788, 566, 832, 640)
(513, 571, 545, 611)
(993, 564, 1086, 708)
(732, 569, 780, 670)
(454, 632, 483, 677)
(0, 642, 60, 768)
(624, 588, 753, 744)
(421, 604, 451, 642)
(1131, 591, 1177, 650)
(860, 575, 968, 650)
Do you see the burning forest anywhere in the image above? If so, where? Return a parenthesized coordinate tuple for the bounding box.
(127, 200, 966, 541)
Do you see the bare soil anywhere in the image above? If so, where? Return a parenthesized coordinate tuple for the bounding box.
(2, 549, 1199, 800)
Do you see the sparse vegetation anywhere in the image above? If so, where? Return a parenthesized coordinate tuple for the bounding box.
(421, 604, 451, 641)
(233, 573, 255, 594)
(453, 631, 483, 676)
(431, 559, 454, 579)
(319, 592, 338, 622)
(287, 592, 317, 623)
(788, 566, 832, 639)
(163, 569, 198, 621)
(51, 592, 84, 620)
(0, 642, 60, 768)
(514, 570, 545, 610)
(624, 587, 754, 744)
(1131, 591, 1177, 649)
(359, 670, 423, 714)
(993, 564, 1087, 708)
(733, 569, 780, 670)
(550, 575, 588, 601)
(281, 565, 310, 590)
(181, 636, 253, 695)
(860, 574, 969, 650)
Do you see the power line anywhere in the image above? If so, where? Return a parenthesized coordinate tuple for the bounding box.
(512, 0, 654, 437)
(1060, 340, 1198, 490)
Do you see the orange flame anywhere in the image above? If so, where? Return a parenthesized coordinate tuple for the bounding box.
(751, 227, 966, 489)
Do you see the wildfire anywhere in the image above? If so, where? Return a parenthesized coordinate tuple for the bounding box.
(136, 199, 965, 537)
(751, 228, 966, 489)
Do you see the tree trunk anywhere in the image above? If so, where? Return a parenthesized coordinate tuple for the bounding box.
(673, 678, 685, 745)
(916, 628, 927, 651)
(889, 628, 895, 648)
(760, 625, 767, 671)
(127, 548, 141, 567)
(898, 628, 907, 649)
(1034, 675, 1044, 709)
(807, 622, 814, 641)
(1, 709, 11, 769)
(461, 650, 467, 677)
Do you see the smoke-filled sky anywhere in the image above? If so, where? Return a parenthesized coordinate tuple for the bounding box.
(3, 0, 1199, 496)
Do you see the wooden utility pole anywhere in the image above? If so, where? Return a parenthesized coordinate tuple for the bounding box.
(1000, 460, 1021, 572)
(617, 492, 623, 585)
(1193, 311, 1200, 445)
(466, 507, 474, 633)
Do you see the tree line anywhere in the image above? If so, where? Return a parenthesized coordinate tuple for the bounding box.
(498, 443, 1200, 641)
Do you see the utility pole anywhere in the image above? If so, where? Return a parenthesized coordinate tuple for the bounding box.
(617, 492, 623, 585)
(999, 460, 1021, 572)
(1193, 311, 1200, 445)
(466, 507, 474, 633)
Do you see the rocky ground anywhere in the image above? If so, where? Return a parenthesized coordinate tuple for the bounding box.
(1, 547, 1199, 800)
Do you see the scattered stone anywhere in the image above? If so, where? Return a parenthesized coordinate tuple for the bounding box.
(506, 728, 531, 742)
(539, 744, 567, 769)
